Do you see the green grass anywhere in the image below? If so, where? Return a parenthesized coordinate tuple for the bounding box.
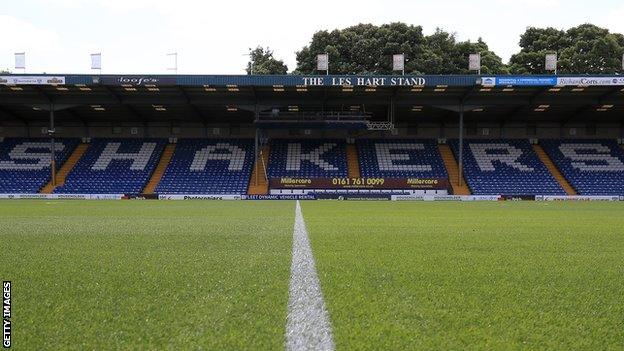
(302, 201, 624, 350)
(0, 200, 294, 350)
(2, 200, 624, 350)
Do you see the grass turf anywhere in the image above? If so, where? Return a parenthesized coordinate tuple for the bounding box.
(0, 200, 294, 350)
(302, 201, 624, 350)
(2, 200, 624, 350)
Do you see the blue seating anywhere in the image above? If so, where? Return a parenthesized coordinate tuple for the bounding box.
(54, 138, 166, 194)
(156, 139, 254, 195)
(0, 138, 79, 193)
(450, 139, 565, 195)
(357, 139, 447, 178)
(541, 139, 624, 195)
(268, 139, 347, 178)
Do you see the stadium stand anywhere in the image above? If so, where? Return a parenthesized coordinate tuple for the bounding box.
(0, 138, 79, 193)
(450, 139, 566, 195)
(54, 138, 166, 194)
(357, 139, 448, 179)
(268, 139, 348, 178)
(155, 139, 254, 195)
(540, 139, 624, 195)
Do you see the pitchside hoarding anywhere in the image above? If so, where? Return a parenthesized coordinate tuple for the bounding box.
(269, 177, 449, 190)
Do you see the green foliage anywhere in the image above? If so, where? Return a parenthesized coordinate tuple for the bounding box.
(246, 46, 288, 75)
(294, 23, 507, 74)
(509, 24, 624, 74)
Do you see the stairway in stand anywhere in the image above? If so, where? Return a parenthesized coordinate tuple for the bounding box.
(438, 144, 471, 195)
(143, 144, 176, 194)
(532, 144, 577, 195)
(247, 145, 270, 195)
(346, 144, 361, 178)
(40, 143, 89, 194)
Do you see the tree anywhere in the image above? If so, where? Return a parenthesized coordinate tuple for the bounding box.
(246, 47, 288, 75)
(455, 38, 509, 74)
(294, 23, 507, 74)
(509, 24, 624, 74)
(0, 69, 10, 74)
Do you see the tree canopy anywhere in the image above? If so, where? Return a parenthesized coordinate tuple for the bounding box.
(293, 23, 507, 75)
(251, 23, 624, 75)
(509, 24, 624, 74)
(245, 47, 288, 75)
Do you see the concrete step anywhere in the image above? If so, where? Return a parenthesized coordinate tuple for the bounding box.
(40, 143, 89, 194)
(532, 144, 577, 195)
(143, 144, 176, 194)
(248, 145, 270, 195)
(438, 144, 471, 195)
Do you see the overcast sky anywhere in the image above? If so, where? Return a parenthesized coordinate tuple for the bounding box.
(1, 0, 623, 74)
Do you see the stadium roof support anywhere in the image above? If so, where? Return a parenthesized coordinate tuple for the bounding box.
(0, 105, 27, 124)
(458, 104, 465, 186)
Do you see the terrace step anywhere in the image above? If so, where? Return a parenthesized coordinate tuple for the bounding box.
(40, 143, 89, 194)
(143, 143, 176, 194)
(346, 144, 361, 178)
(247, 145, 270, 195)
(438, 144, 471, 195)
(532, 144, 577, 195)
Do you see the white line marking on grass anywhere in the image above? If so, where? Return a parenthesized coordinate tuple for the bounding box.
(285, 200, 335, 351)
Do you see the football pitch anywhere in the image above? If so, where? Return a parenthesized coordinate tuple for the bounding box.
(1, 200, 623, 350)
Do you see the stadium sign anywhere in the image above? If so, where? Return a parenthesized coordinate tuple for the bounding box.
(481, 76, 624, 87)
(481, 76, 557, 87)
(270, 177, 449, 190)
(536, 195, 620, 201)
(391, 195, 501, 201)
(243, 194, 317, 200)
(556, 77, 624, 86)
(0, 76, 65, 85)
(0, 73, 478, 87)
(99, 76, 177, 86)
(0, 194, 124, 200)
(301, 76, 426, 87)
(158, 194, 242, 200)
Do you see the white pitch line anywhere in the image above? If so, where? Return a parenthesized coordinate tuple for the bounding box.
(285, 201, 335, 351)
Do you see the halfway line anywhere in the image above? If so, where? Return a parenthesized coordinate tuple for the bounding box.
(285, 201, 335, 351)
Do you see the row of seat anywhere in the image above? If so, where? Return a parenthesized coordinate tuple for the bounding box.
(541, 140, 624, 195)
(54, 139, 166, 194)
(450, 139, 567, 195)
(268, 139, 348, 178)
(0, 138, 79, 193)
(357, 139, 448, 178)
(0, 138, 623, 195)
(155, 139, 254, 195)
